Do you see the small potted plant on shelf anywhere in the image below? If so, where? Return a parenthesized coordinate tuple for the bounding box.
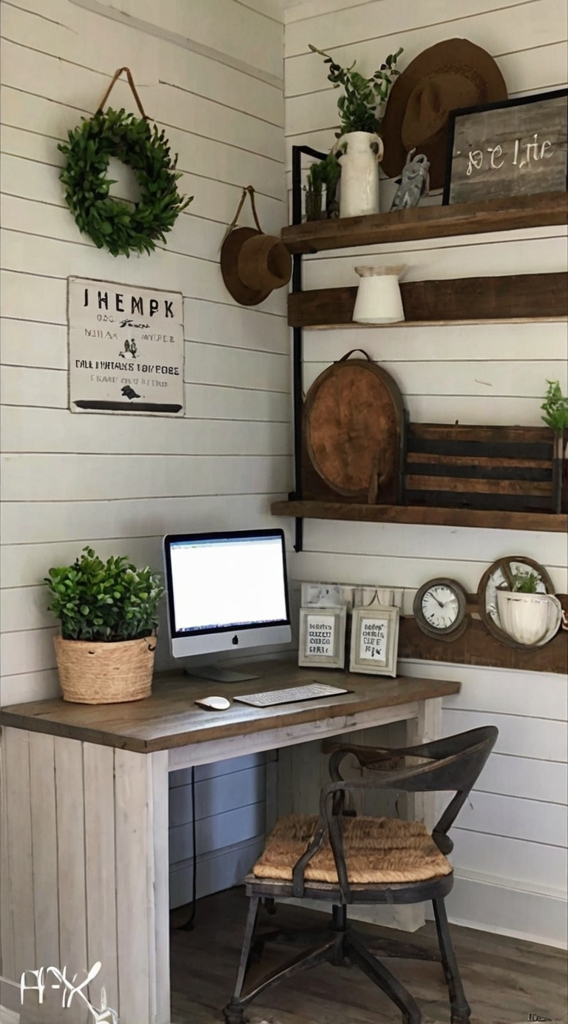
(309, 43, 403, 218)
(304, 151, 341, 220)
(45, 546, 164, 704)
(496, 568, 561, 647)
(541, 378, 568, 513)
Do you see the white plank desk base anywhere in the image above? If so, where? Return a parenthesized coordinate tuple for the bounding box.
(0, 667, 452, 1024)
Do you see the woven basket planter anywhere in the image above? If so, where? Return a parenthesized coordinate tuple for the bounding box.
(54, 634, 156, 704)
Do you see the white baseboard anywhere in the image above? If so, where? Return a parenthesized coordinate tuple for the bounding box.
(0, 977, 20, 1023)
(438, 871, 568, 949)
(0, 1006, 20, 1023)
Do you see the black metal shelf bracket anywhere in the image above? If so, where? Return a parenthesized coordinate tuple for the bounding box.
(290, 145, 327, 553)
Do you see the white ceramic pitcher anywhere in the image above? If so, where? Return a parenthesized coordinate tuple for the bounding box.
(334, 131, 384, 218)
(496, 589, 562, 646)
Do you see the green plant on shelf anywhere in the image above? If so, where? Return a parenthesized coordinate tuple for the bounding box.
(541, 378, 568, 434)
(304, 151, 341, 220)
(509, 570, 541, 594)
(309, 43, 403, 136)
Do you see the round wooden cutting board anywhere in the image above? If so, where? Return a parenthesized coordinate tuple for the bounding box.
(304, 351, 405, 500)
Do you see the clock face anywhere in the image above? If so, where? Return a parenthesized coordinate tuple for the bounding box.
(413, 578, 468, 641)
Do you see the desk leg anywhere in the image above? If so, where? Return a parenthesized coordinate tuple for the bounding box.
(1, 729, 170, 1024)
(407, 697, 443, 833)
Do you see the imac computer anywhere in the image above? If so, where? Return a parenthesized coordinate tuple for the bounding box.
(163, 528, 292, 682)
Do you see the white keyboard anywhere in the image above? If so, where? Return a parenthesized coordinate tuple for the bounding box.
(234, 682, 349, 708)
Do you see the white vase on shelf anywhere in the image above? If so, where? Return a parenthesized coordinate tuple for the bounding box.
(334, 131, 384, 218)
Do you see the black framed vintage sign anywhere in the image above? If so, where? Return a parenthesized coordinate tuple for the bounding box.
(68, 277, 185, 414)
(443, 89, 568, 205)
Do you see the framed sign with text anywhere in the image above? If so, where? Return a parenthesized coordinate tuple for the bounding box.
(68, 277, 185, 414)
(349, 606, 399, 677)
(298, 606, 347, 668)
(443, 89, 568, 205)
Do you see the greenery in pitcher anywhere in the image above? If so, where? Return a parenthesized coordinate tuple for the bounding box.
(309, 44, 403, 136)
(509, 569, 540, 594)
(45, 546, 164, 642)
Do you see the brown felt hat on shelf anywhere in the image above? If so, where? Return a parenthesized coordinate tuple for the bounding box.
(221, 186, 292, 306)
(381, 38, 508, 190)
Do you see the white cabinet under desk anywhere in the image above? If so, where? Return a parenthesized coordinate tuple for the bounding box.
(0, 659, 459, 1024)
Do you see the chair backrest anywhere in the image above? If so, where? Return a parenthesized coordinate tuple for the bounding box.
(330, 725, 496, 793)
(292, 727, 498, 902)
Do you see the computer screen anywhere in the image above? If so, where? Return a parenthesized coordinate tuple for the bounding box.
(163, 529, 291, 664)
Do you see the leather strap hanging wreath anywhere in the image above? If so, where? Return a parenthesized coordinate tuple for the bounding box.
(58, 67, 192, 257)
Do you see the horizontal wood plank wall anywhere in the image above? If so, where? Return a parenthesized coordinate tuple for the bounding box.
(282, 0, 568, 946)
(0, 0, 290, 962)
(0, 0, 290, 691)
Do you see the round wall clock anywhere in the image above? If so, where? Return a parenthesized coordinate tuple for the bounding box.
(413, 578, 469, 642)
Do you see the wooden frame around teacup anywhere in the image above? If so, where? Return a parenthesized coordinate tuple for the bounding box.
(298, 606, 347, 669)
(349, 606, 399, 677)
(477, 555, 556, 650)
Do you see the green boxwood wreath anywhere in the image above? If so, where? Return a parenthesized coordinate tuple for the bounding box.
(58, 107, 192, 257)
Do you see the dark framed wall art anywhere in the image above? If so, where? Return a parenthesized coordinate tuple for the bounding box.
(443, 88, 568, 205)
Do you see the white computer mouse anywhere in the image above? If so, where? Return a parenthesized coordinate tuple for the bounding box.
(194, 695, 231, 711)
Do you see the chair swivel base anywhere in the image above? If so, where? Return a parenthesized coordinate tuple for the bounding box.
(222, 901, 471, 1024)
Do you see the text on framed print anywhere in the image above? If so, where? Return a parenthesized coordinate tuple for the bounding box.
(306, 614, 336, 657)
(359, 615, 389, 662)
(444, 89, 568, 205)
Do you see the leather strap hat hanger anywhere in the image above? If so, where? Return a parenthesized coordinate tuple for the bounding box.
(221, 186, 292, 306)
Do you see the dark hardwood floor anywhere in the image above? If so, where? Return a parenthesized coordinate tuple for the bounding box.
(170, 889, 567, 1024)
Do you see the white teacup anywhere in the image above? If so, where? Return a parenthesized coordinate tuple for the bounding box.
(496, 590, 562, 646)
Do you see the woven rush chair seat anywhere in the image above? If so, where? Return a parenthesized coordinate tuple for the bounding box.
(253, 813, 452, 885)
(223, 726, 498, 1024)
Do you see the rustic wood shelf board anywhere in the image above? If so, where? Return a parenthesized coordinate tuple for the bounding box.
(398, 617, 568, 674)
(281, 191, 568, 254)
(271, 500, 567, 532)
(288, 272, 568, 328)
(405, 423, 557, 512)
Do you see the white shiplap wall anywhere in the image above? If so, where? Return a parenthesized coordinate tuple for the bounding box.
(0, 0, 290, 905)
(283, 0, 568, 946)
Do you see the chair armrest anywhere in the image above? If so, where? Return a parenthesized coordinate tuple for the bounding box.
(291, 821, 327, 898)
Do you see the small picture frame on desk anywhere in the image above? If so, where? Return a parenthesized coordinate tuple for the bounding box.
(349, 606, 400, 677)
(298, 606, 347, 668)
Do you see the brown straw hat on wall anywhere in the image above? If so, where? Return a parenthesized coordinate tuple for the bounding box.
(381, 38, 508, 189)
(221, 186, 291, 306)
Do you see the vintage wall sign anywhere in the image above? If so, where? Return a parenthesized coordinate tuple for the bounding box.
(68, 277, 184, 414)
(443, 89, 568, 205)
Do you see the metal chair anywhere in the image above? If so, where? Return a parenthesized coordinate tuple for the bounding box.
(223, 726, 498, 1024)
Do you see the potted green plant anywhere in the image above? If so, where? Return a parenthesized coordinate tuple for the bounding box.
(304, 151, 341, 220)
(45, 546, 164, 704)
(309, 44, 403, 217)
(541, 378, 568, 513)
(496, 568, 561, 646)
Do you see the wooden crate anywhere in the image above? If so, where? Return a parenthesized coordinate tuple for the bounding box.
(404, 424, 557, 512)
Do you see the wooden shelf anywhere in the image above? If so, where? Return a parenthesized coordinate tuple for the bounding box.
(271, 500, 567, 533)
(281, 191, 568, 254)
(288, 272, 567, 328)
